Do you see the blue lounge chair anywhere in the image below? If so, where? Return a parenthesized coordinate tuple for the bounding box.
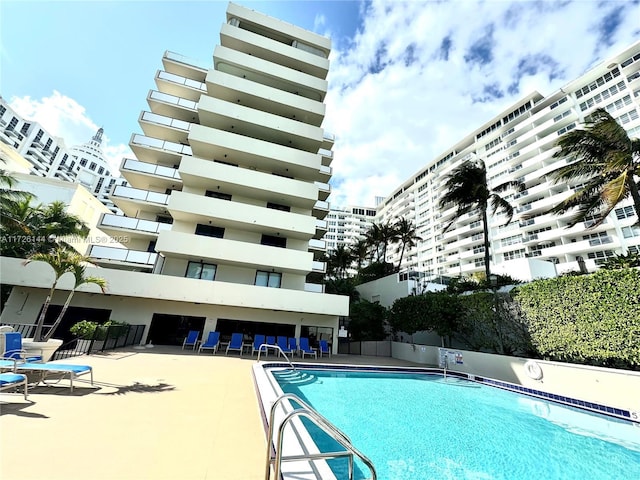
(182, 330, 200, 350)
(0, 372, 28, 399)
(2, 332, 42, 362)
(0, 359, 93, 393)
(288, 337, 298, 356)
(299, 337, 317, 359)
(277, 336, 293, 356)
(266, 336, 276, 346)
(319, 340, 331, 357)
(198, 332, 220, 354)
(225, 333, 244, 357)
(252, 334, 266, 355)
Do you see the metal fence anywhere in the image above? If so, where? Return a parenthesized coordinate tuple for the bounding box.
(1, 322, 145, 360)
(338, 340, 392, 357)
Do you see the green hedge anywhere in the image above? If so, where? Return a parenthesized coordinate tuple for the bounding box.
(513, 269, 640, 369)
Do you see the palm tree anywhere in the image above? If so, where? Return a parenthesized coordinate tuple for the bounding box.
(546, 108, 640, 227)
(349, 238, 370, 271)
(25, 248, 107, 342)
(439, 159, 525, 278)
(392, 217, 422, 272)
(0, 166, 31, 223)
(326, 244, 354, 279)
(365, 220, 395, 264)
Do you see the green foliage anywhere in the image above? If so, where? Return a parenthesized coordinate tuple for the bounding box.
(348, 300, 388, 341)
(600, 252, 640, 270)
(325, 277, 360, 303)
(70, 320, 128, 340)
(356, 261, 395, 283)
(513, 268, 640, 369)
(388, 292, 460, 339)
(446, 274, 522, 294)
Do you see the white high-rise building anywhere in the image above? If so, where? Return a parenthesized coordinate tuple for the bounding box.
(325, 206, 376, 252)
(1, 2, 348, 349)
(377, 41, 640, 280)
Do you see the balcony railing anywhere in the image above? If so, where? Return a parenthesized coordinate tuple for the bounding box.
(311, 261, 326, 273)
(304, 283, 325, 293)
(314, 181, 330, 192)
(112, 185, 169, 205)
(131, 134, 192, 156)
(164, 51, 209, 71)
(157, 70, 206, 91)
(308, 238, 326, 250)
(315, 219, 327, 230)
(88, 245, 158, 266)
(588, 236, 613, 246)
(141, 111, 191, 132)
(122, 158, 181, 180)
(100, 213, 173, 234)
(148, 90, 197, 111)
(318, 148, 333, 159)
(319, 165, 332, 175)
(322, 132, 335, 143)
(314, 200, 329, 210)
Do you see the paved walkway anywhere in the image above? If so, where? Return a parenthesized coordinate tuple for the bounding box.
(0, 347, 419, 480)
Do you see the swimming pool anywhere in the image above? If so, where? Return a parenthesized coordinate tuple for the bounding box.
(261, 366, 640, 480)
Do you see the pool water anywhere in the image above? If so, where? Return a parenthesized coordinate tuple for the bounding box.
(273, 369, 640, 480)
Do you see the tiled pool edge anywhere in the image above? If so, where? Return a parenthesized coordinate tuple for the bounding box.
(261, 362, 639, 424)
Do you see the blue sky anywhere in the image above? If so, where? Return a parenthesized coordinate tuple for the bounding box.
(2, 0, 640, 207)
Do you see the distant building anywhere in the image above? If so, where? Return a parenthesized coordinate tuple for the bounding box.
(325, 205, 376, 252)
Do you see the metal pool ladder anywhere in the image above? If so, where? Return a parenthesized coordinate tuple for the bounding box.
(265, 393, 377, 480)
(256, 344, 296, 371)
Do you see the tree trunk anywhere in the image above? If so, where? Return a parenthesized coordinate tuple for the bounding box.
(397, 243, 406, 273)
(42, 290, 74, 342)
(627, 173, 640, 227)
(482, 207, 491, 279)
(32, 283, 57, 342)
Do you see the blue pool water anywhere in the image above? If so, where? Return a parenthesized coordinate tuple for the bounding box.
(272, 369, 640, 480)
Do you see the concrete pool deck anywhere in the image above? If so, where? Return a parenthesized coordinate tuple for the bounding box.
(0, 347, 421, 480)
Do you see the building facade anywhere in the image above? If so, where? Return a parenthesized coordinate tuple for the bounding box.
(324, 205, 376, 252)
(1, 2, 348, 350)
(377, 41, 640, 280)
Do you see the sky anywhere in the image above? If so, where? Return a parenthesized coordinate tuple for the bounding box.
(1, 0, 640, 208)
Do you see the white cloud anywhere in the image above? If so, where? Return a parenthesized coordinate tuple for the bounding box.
(324, 0, 640, 208)
(8, 91, 131, 176)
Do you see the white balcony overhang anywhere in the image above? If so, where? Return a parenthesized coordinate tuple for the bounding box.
(205, 70, 325, 127)
(110, 185, 170, 218)
(138, 111, 191, 144)
(98, 213, 171, 240)
(147, 90, 199, 123)
(162, 51, 209, 82)
(155, 230, 313, 275)
(129, 133, 192, 166)
(155, 70, 206, 102)
(88, 245, 157, 270)
(120, 158, 182, 192)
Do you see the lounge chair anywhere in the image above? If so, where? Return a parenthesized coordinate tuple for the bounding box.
(277, 336, 293, 356)
(182, 330, 200, 350)
(266, 336, 276, 346)
(198, 332, 220, 354)
(225, 333, 244, 357)
(0, 372, 28, 399)
(299, 337, 317, 359)
(319, 340, 331, 357)
(2, 332, 42, 362)
(252, 334, 266, 356)
(0, 359, 93, 393)
(288, 337, 298, 356)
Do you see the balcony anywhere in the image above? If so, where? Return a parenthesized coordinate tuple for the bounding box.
(318, 148, 333, 166)
(311, 260, 326, 273)
(314, 181, 330, 201)
(204, 69, 325, 127)
(155, 230, 314, 274)
(155, 70, 206, 102)
(121, 158, 182, 191)
(321, 131, 334, 150)
(162, 51, 208, 82)
(308, 238, 326, 252)
(139, 111, 191, 144)
(129, 133, 192, 166)
(197, 95, 323, 153)
(88, 245, 158, 270)
(187, 124, 322, 181)
(213, 45, 327, 102)
(98, 213, 172, 239)
(147, 90, 198, 123)
(314, 219, 327, 239)
(313, 200, 329, 219)
(110, 185, 170, 218)
(304, 283, 325, 293)
(178, 156, 317, 209)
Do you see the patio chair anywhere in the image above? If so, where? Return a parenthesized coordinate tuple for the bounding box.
(182, 330, 200, 350)
(277, 336, 293, 356)
(266, 336, 276, 346)
(251, 334, 266, 356)
(198, 332, 220, 354)
(0, 359, 93, 393)
(319, 340, 331, 358)
(225, 333, 244, 357)
(288, 337, 298, 356)
(0, 372, 28, 399)
(299, 337, 317, 359)
(1, 332, 42, 362)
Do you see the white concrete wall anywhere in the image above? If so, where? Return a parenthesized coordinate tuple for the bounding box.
(391, 342, 640, 413)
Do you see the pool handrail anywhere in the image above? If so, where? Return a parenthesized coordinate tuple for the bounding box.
(256, 344, 296, 371)
(265, 392, 377, 480)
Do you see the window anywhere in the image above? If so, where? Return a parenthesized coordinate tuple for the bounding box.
(195, 223, 224, 238)
(185, 261, 217, 281)
(261, 234, 286, 248)
(267, 202, 291, 212)
(98, 167, 104, 174)
(255, 270, 281, 288)
(80, 158, 88, 167)
(205, 190, 232, 201)
(89, 162, 97, 171)
(7, 117, 18, 131)
(20, 122, 31, 135)
(616, 206, 635, 220)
